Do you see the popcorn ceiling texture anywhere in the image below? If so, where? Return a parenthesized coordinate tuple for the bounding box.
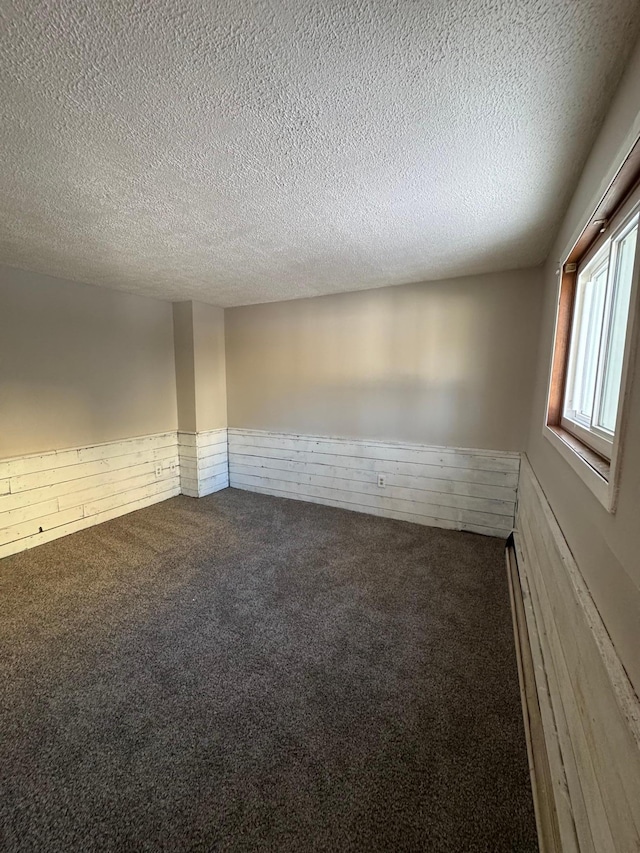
(1, 0, 639, 307)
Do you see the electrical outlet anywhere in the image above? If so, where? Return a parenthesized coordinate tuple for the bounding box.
(377, 474, 386, 488)
(155, 464, 163, 477)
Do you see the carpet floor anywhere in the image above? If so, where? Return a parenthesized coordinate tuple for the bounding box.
(0, 488, 537, 852)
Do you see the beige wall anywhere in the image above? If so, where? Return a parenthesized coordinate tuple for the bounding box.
(0, 265, 178, 458)
(193, 301, 227, 431)
(173, 302, 197, 432)
(526, 38, 640, 696)
(173, 301, 227, 433)
(225, 268, 543, 452)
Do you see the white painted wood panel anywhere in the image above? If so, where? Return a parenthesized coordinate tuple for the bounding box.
(56, 468, 175, 511)
(0, 485, 180, 560)
(199, 448, 228, 465)
(0, 498, 60, 528)
(229, 466, 515, 519)
(198, 471, 230, 497)
(230, 430, 520, 472)
(514, 456, 640, 852)
(0, 460, 170, 515)
(180, 452, 227, 473)
(177, 429, 228, 498)
(83, 479, 177, 517)
(0, 432, 177, 480)
(229, 454, 518, 500)
(228, 429, 519, 538)
(179, 462, 227, 483)
(230, 443, 519, 487)
(197, 461, 229, 480)
(236, 481, 508, 539)
(177, 445, 226, 463)
(10, 444, 177, 493)
(177, 431, 227, 450)
(231, 472, 513, 531)
(0, 432, 180, 559)
(0, 506, 86, 549)
(197, 432, 228, 450)
(180, 479, 200, 498)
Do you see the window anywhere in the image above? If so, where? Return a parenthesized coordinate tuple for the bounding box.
(545, 141, 640, 512)
(561, 211, 638, 459)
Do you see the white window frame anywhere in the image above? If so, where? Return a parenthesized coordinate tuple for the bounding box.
(560, 204, 640, 460)
(544, 180, 640, 512)
(561, 242, 613, 458)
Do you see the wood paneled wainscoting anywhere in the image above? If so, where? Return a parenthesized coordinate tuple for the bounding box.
(510, 456, 640, 852)
(0, 429, 232, 559)
(0, 432, 180, 559)
(228, 429, 519, 539)
(177, 428, 229, 497)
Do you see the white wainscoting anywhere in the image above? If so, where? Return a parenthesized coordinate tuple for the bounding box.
(177, 428, 229, 498)
(0, 432, 180, 559)
(514, 456, 640, 852)
(228, 429, 519, 538)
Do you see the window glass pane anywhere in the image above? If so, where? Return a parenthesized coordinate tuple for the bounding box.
(565, 260, 607, 424)
(596, 222, 637, 432)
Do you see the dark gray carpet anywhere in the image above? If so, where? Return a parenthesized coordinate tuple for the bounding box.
(0, 488, 537, 852)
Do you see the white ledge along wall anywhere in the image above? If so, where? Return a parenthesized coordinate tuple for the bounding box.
(225, 268, 544, 537)
(173, 300, 228, 497)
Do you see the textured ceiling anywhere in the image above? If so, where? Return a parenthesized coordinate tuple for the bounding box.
(1, 1, 639, 307)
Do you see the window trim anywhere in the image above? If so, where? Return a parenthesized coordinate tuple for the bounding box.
(544, 136, 640, 513)
(561, 206, 640, 460)
(561, 240, 612, 458)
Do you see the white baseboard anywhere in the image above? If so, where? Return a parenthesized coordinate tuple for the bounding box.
(514, 456, 640, 852)
(0, 432, 180, 559)
(228, 428, 519, 538)
(177, 428, 229, 497)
